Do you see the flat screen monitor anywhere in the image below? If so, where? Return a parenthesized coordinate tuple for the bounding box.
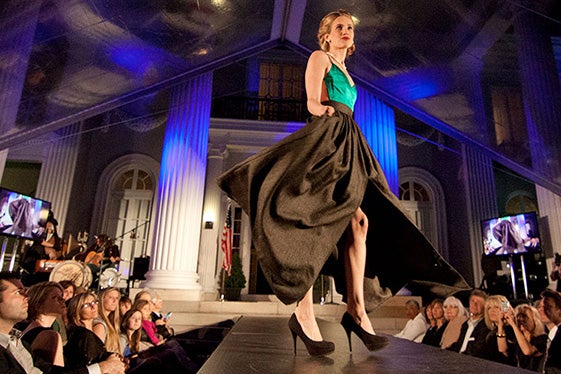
(0, 188, 51, 240)
(481, 211, 541, 257)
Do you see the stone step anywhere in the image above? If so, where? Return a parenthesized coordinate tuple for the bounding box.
(159, 295, 418, 336)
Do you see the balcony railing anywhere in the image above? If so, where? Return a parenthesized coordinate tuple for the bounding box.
(212, 96, 308, 122)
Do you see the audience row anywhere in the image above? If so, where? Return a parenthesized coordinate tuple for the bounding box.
(394, 289, 561, 373)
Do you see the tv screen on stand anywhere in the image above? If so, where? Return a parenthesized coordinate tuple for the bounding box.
(0, 188, 51, 240)
(481, 212, 541, 257)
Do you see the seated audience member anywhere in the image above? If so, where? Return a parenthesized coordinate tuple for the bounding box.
(119, 296, 132, 317)
(483, 295, 516, 366)
(449, 289, 491, 359)
(119, 309, 142, 358)
(422, 299, 448, 347)
(22, 282, 67, 366)
(59, 281, 76, 303)
(394, 299, 428, 342)
(536, 298, 555, 333)
(134, 299, 164, 346)
(64, 291, 126, 372)
(504, 303, 547, 371)
(0, 271, 125, 374)
(93, 287, 121, 354)
(541, 289, 561, 373)
(133, 289, 153, 304)
(151, 293, 174, 339)
(440, 296, 468, 349)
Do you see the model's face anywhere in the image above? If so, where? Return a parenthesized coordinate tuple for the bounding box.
(102, 290, 120, 312)
(0, 280, 28, 326)
(327, 15, 354, 50)
(432, 303, 444, 319)
(469, 296, 486, 318)
(444, 304, 459, 320)
(126, 311, 142, 331)
(41, 288, 66, 317)
(79, 296, 99, 321)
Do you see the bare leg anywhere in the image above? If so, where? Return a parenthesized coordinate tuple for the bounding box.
(294, 287, 323, 341)
(344, 207, 375, 334)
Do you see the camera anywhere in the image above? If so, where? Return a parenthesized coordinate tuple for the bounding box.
(501, 300, 510, 312)
(555, 252, 561, 266)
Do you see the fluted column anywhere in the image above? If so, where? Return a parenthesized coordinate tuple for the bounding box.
(0, 0, 41, 135)
(513, 1, 561, 180)
(354, 86, 399, 195)
(35, 123, 82, 234)
(198, 144, 225, 296)
(144, 73, 212, 298)
(463, 145, 498, 285)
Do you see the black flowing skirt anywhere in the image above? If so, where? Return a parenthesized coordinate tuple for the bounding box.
(217, 101, 471, 309)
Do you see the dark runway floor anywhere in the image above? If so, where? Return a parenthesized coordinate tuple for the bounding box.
(198, 316, 533, 374)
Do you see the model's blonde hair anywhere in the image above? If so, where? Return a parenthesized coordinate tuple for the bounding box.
(317, 9, 356, 57)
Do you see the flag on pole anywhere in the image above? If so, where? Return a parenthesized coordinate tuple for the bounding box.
(221, 202, 233, 276)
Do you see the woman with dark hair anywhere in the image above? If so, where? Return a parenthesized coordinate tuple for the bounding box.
(119, 309, 143, 358)
(217, 8, 469, 357)
(422, 299, 448, 347)
(21, 281, 66, 366)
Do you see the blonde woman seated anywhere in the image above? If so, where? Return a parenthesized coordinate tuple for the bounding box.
(483, 295, 516, 366)
(93, 287, 122, 353)
(440, 296, 468, 349)
(21, 282, 67, 367)
(503, 303, 548, 371)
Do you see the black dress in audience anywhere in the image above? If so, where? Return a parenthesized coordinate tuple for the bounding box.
(484, 326, 517, 367)
(516, 333, 547, 371)
(422, 321, 448, 347)
(64, 326, 111, 369)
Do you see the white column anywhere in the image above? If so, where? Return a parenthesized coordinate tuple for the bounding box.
(35, 123, 82, 234)
(354, 86, 399, 195)
(198, 145, 225, 297)
(144, 73, 212, 299)
(463, 145, 498, 286)
(0, 150, 8, 182)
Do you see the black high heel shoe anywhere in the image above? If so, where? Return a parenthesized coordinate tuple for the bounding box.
(340, 312, 388, 352)
(288, 314, 335, 356)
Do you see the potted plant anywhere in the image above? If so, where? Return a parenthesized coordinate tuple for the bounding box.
(220, 252, 246, 301)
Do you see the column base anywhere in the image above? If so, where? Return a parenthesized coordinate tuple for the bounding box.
(143, 269, 202, 294)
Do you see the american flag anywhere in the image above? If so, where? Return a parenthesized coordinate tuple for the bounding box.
(221, 202, 233, 276)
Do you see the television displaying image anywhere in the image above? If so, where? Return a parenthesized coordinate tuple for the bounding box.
(481, 212, 541, 256)
(0, 188, 51, 240)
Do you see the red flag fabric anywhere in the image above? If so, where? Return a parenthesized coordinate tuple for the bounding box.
(221, 203, 233, 276)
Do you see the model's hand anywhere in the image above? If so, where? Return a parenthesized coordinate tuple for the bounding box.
(324, 105, 335, 116)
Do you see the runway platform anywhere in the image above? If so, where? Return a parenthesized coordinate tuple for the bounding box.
(198, 316, 533, 374)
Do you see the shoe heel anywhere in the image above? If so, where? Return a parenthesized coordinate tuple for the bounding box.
(343, 325, 353, 352)
(291, 330, 297, 355)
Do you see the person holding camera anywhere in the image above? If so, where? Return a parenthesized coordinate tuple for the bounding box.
(550, 253, 561, 292)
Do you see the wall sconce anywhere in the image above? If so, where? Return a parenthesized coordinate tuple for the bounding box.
(204, 221, 214, 229)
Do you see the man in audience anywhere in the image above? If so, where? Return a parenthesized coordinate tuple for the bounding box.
(448, 289, 491, 359)
(542, 289, 561, 373)
(0, 272, 125, 374)
(394, 299, 428, 342)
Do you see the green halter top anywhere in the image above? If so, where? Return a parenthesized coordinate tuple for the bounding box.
(323, 62, 357, 111)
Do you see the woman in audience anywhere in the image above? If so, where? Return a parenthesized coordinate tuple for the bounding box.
(151, 292, 174, 339)
(483, 295, 516, 366)
(134, 299, 164, 346)
(422, 299, 448, 347)
(119, 309, 143, 358)
(119, 295, 132, 316)
(64, 291, 114, 369)
(21, 281, 66, 366)
(440, 296, 468, 349)
(59, 280, 76, 303)
(504, 303, 547, 371)
(93, 287, 122, 353)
